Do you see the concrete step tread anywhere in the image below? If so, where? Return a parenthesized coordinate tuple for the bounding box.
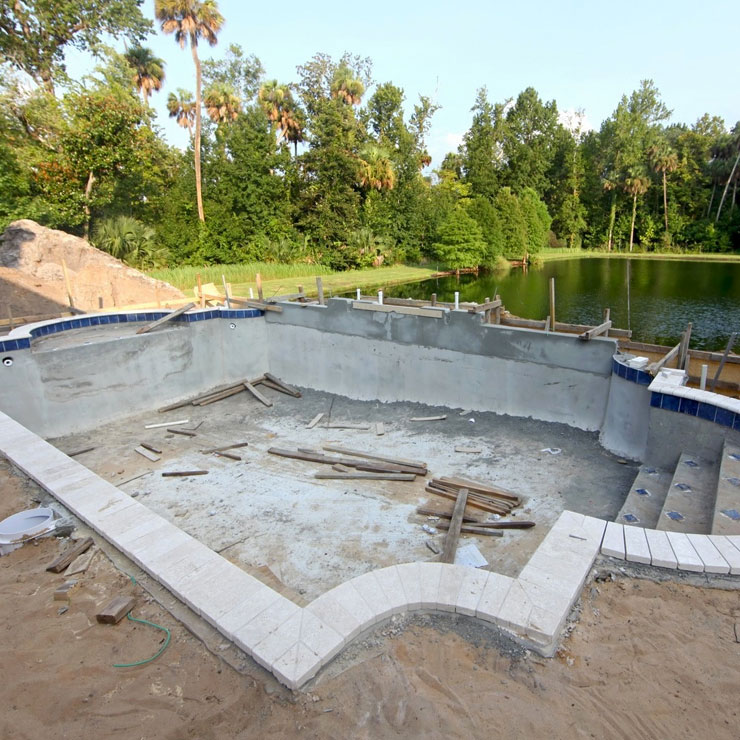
(656, 452, 718, 534)
(616, 466, 672, 529)
(711, 441, 740, 536)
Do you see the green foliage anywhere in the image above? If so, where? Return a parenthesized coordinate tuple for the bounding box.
(493, 187, 528, 258)
(519, 188, 551, 254)
(0, 0, 151, 91)
(93, 215, 169, 269)
(432, 207, 487, 269)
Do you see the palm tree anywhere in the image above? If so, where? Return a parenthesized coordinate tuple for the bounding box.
(258, 80, 305, 154)
(124, 46, 166, 103)
(282, 104, 305, 157)
(258, 80, 289, 125)
(167, 89, 197, 137)
(203, 82, 241, 124)
(648, 142, 679, 233)
(357, 144, 396, 191)
(155, 0, 224, 223)
(330, 63, 364, 105)
(623, 172, 651, 252)
(714, 125, 740, 223)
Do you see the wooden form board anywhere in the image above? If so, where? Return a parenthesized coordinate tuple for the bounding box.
(352, 301, 445, 319)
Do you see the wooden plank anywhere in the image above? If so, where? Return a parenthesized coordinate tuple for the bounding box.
(67, 447, 95, 457)
(256, 273, 263, 301)
(678, 322, 693, 369)
(410, 415, 447, 422)
(315, 472, 416, 481)
(61, 258, 75, 310)
(161, 470, 208, 477)
(201, 442, 249, 453)
(222, 274, 231, 309)
(455, 446, 482, 453)
(322, 444, 426, 470)
(269, 447, 422, 474)
(467, 299, 503, 313)
(54, 580, 79, 601)
(307, 413, 324, 429)
(621, 339, 740, 364)
(140, 443, 162, 454)
(376, 422, 385, 436)
(244, 381, 273, 407)
(425, 485, 511, 515)
(710, 333, 737, 391)
(416, 506, 483, 524)
(549, 278, 556, 332)
(167, 428, 196, 436)
(352, 301, 445, 319)
(264, 373, 301, 397)
(468, 520, 536, 529)
(136, 302, 195, 335)
(197, 386, 245, 406)
(214, 451, 241, 461)
(46, 537, 93, 573)
(145, 419, 190, 429)
(325, 423, 371, 430)
(437, 522, 504, 537)
(436, 476, 521, 503)
(64, 547, 96, 576)
(316, 276, 325, 305)
(440, 489, 468, 563)
(96, 596, 136, 624)
(647, 342, 681, 374)
(578, 320, 612, 341)
(134, 446, 160, 462)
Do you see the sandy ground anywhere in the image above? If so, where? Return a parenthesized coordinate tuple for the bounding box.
(1, 458, 739, 739)
(49, 386, 637, 599)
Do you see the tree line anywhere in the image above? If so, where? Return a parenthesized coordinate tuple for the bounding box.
(1, 0, 738, 272)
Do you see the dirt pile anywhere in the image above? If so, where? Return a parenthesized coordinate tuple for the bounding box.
(0, 220, 184, 317)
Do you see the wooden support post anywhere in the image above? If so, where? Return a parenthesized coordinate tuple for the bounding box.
(222, 274, 231, 309)
(256, 273, 263, 301)
(297, 284, 304, 301)
(678, 322, 693, 369)
(98, 296, 103, 310)
(603, 308, 610, 337)
(196, 273, 205, 308)
(316, 277, 325, 305)
(549, 277, 556, 332)
(61, 259, 75, 310)
(700, 364, 708, 390)
(431, 293, 437, 306)
(440, 488, 468, 564)
(710, 333, 737, 391)
(494, 294, 501, 324)
(5, 304, 13, 331)
(484, 296, 491, 323)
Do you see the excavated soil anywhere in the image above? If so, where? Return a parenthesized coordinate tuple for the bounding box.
(1, 458, 739, 739)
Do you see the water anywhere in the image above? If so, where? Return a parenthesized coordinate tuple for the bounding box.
(375, 258, 740, 351)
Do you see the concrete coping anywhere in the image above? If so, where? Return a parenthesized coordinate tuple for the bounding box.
(1, 409, 736, 690)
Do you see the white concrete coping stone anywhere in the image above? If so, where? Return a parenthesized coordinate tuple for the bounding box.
(623, 525, 652, 564)
(5, 410, 739, 692)
(664, 532, 704, 572)
(686, 534, 730, 574)
(602, 521, 626, 559)
(648, 377, 740, 415)
(643, 528, 678, 569)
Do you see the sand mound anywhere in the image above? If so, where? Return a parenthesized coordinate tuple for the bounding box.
(0, 220, 184, 317)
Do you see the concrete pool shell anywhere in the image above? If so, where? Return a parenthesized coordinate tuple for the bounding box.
(1, 297, 739, 690)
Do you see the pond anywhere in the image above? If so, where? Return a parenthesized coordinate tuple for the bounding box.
(377, 258, 740, 351)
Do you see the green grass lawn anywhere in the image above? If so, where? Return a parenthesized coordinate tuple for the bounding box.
(540, 248, 740, 263)
(147, 263, 439, 299)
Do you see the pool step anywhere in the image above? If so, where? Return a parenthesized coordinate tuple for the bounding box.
(656, 453, 718, 534)
(616, 465, 672, 529)
(711, 441, 740, 536)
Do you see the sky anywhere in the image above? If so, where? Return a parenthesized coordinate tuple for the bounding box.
(67, 0, 740, 166)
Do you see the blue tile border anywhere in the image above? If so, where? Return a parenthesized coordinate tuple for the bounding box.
(612, 356, 651, 386)
(0, 306, 264, 354)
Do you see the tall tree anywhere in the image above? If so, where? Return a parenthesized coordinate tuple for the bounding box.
(124, 45, 165, 103)
(0, 0, 151, 92)
(155, 0, 224, 223)
(648, 139, 678, 234)
(167, 89, 196, 136)
(203, 82, 240, 124)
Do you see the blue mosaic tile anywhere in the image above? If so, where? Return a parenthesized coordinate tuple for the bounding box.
(635, 488, 650, 496)
(643, 467, 658, 475)
(18, 338, 30, 349)
(697, 402, 717, 422)
(650, 392, 662, 408)
(734, 414, 740, 431)
(678, 397, 699, 416)
(110, 315, 120, 323)
(661, 394, 680, 412)
(674, 482, 692, 492)
(720, 509, 740, 521)
(636, 370, 652, 386)
(665, 511, 684, 521)
(81, 317, 91, 327)
(726, 477, 740, 487)
(730, 453, 740, 461)
(622, 513, 639, 523)
(626, 366, 637, 383)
